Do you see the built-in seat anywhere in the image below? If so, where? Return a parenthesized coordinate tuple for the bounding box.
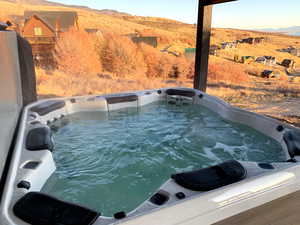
(30, 100, 65, 116)
(13, 192, 100, 225)
(171, 160, 247, 191)
(165, 89, 195, 98)
(105, 94, 138, 104)
(26, 127, 54, 151)
(283, 130, 300, 158)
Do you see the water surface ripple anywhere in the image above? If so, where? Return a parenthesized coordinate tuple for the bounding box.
(42, 102, 284, 216)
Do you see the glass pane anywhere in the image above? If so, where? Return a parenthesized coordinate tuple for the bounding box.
(209, 0, 300, 126)
(1, 0, 198, 98)
(34, 27, 42, 36)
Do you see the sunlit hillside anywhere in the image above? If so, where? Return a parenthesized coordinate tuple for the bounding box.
(1, 0, 300, 125)
(2, 0, 300, 57)
(211, 28, 300, 65)
(0, 0, 196, 50)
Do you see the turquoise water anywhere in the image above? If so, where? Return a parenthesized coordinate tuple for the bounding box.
(42, 102, 285, 216)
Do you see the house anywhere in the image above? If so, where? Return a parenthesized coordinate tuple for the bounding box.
(255, 56, 267, 65)
(239, 37, 264, 45)
(239, 37, 263, 44)
(264, 56, 276, 66)
(123, 32, 158, 48)
(278, 46, 295, 53)
(85, 28, 103, 36)
(22, 11, 78, 67)
(209, 45, 219, 56)
(184, 48, 196, 60)
(278, 47, 300, 56)
(131, 36, 158, 48)
(240, 38, 254, 44)
(220, 42, 237, 49)
(234, 55, 255, 64)
(261, 70, 280, 79)
(23, 11, 78, 40)
(254, 37, 264, 44)
(220, 42, 229, 49)
(290, 48, 300, 57)
(281, 59, 296, 69)
(255, 56, 276, 66)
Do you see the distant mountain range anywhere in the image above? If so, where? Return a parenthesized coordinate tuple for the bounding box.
(2, 0, 58, 5)
(256, 26, 300, 36)
(1, 0, 131, 16)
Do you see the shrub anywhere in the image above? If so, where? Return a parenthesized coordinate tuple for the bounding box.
(139, 44, 194, 79)
(172, 57, 194, 79)
(179, 36, 195, 46)
(54, 28, 102, 77)
(139, 43, 174, 78)
(208, 61, 249, 84)
(99, 33, 146, 77)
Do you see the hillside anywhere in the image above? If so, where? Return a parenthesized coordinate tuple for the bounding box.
(1, 0, 63, 6)
(1, 0, 131, 15)
(1, 0, 300, 125)
(3, 0, 300, 53)
(211, 28, 300, 68)
(1, 0, 300, 79)
(0, 0, 196, 50)
(2, 0, 300, 56)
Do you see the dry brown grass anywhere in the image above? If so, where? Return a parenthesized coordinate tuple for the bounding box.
(35, 68, 192, 97)
(208, 57, 249, 84)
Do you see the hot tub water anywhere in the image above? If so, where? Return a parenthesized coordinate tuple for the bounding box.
(42, 102, 284, 216)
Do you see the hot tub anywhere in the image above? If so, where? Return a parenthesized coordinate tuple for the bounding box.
(2, 88, 300, 225)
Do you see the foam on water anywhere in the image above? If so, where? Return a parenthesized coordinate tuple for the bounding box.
(42, 102, 285, 216)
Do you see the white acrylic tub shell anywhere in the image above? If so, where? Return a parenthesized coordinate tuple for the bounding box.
(1, 88, 300, 225)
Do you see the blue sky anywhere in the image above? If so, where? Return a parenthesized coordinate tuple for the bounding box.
(49, 0, 300, 29)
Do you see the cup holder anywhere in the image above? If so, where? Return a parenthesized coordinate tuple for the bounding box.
(149, 190, 170, 206)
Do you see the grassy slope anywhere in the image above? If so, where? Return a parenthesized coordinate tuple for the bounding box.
(2, 0, 300, 58)
(0, 0, 196, 50)
(211, 28, 300, 66)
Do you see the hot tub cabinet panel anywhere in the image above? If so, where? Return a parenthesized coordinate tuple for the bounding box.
(66, 96, 108, 114)
(2, 88, 300, 225)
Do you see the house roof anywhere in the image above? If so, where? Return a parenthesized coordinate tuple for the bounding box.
(85, 28, 102, 33)
(131, 36, 158, 47)
(24, 11, 78, 32)
(256, 56, 266, 61)
(27, 15, 56, 33)
(262, 70, 274, 76)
